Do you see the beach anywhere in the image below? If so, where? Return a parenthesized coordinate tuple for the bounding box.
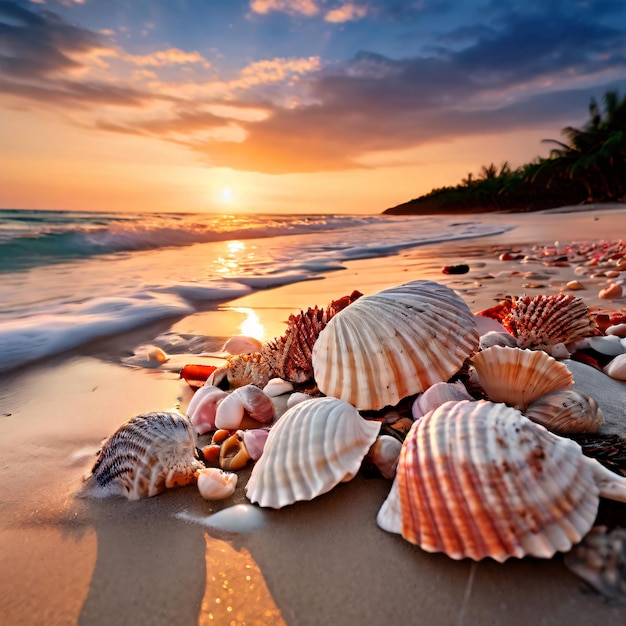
(1, 205, 626, 625)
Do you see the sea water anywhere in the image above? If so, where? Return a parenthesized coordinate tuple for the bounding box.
(0, 209, 513, 371)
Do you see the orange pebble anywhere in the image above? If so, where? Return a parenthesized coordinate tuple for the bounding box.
(599, 282, 623, 299)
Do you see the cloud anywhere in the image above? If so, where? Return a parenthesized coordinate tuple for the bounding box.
(120, 48, 210, 68)
(249, 0, 320, 17)
(325, 3, 368, 23)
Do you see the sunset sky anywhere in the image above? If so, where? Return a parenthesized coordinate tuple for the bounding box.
(1, 0, 625, 214)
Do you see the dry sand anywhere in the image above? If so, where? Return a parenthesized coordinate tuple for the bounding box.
(1, 206, 626, 625)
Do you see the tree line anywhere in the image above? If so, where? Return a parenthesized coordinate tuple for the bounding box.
(384, 89, 626, 215)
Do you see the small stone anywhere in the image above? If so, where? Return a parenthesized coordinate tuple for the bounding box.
(442, 264, 470, 275)
(566, 280, 584, 290)
(599, 282, 623, 299)
(605, 270, 621, 278)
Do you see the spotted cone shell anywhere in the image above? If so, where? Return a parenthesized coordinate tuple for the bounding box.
(471, 346, 573, 411)
(312, 280, 479, 411)
(377, 400, 626, 562)
(506, 294, 598, 350)
(245, 397, 381, 508)
(84, 411, 204, 500)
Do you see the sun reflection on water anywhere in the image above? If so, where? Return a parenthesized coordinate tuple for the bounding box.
(230, 307, 266, 341)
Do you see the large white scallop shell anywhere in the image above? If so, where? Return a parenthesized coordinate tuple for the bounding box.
(377, 400, 626, 562)
(471, 345, 573, 410)
(312, 280, 479, 411)
(245, 397, 381, 508)
(524, 389, 604, 434)
(83, 411, 204, 500)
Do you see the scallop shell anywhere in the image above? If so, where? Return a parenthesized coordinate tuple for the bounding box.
(411, 381, 473, 420)
(261, 291, 362, 384)
(506, 294, 598, 350)
(471, 346, 573, 410)
(245, 397, 381, 508)
(524, 389, 604, 434)
(83, 411, 204, 500)
(312, 280, 479, 411)
(564, 526, 626, 603)
(377, 400, 626, 562)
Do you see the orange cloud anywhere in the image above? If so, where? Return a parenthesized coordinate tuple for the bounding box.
(249, 0, 320, 17)
(325, 3, 368, 23)
(121, 48, 210, 68)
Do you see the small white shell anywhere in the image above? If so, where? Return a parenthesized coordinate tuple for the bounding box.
(262, 377, 294, 397)
(187, 385, 229, 435)
(470, 346, 573, 410)
(312, 280, 479, 410)
(524, 389, 604, 434)
(411, 381, 473, 420)
(245, 397, 381, 508)
(197, 468, 238, 500)
(214, 392, 246, 430)
(368, 435, 402, 479)
(604, 353, 626, 380)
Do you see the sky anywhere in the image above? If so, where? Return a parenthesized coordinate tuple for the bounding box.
(1, 0, 625, 215)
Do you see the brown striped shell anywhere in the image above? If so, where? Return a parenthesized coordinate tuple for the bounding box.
(312, 280, 479, 411)
(82, 411, 204, 500)
(505, 294, 599, 350)
(376, 400, 626, 562)
(209, 352, 273, 389)
(245, 397, 381, 508)
(524, 389, 604, 434)
(471, 346, 573, 411)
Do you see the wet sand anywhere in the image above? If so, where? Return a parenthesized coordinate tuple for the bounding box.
(1, 205, 625, 625)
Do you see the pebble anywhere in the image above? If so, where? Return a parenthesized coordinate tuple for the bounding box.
(587, 335, 625, 357)
(604, 353, 626, 381)
(599, 282, 623, 299)
(606, 323, 626, 338)
(566, 280, 584, 290)
(442, 264, 470, 275)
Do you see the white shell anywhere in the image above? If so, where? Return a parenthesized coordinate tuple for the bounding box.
(197, 468, 238, 500)
(368, 435, 402, 479)
(312, 280, 479, 410)
(262, 377, 294, 397)
(524, 389, 603, 434)
(377, 400, 626, 562)
(286, 392, 313, 409)
(604, 353, 626, 380)
(411, 381, 473, 420)
(187, 385, 229, 435)
(83, 411, 204, 500)
(245, 397, 381, 508)
(471, 346, 573, 410)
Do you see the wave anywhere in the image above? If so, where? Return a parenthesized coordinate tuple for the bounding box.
(0, 209, 383, 272)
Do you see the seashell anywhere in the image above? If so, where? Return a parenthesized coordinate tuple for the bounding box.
(604, 353, 626, 380)
(524, 389, 603, 434)
(312, 280, 479, 411)
(245, 397, 381, 508)
(587, 335, 625, 356)
(411, 381, 473, 420)
(200, 444, 220, 464)
(208, 352, 272, 390)
(479, 331, 517, 350)
(261, 291, 362, 384)
(219, 431, 251, 471)
(262, 377, 294, 397)
(599, 282, 623, 299)
(187, 385, 229, 435)
(367, 435, 403, 479)
(83, 411, 204, 500)
(286, 392, 314, 409)
(564, 526, 626, 603)
(197, 468, 238, 500)
(471, 346, 573, 411)
(242, 428, 269, 460)
(505, 294, 598, 351)
(214, 384, 275, 430)
(377, 400, 626, 562)
(221, 335, 263, 355)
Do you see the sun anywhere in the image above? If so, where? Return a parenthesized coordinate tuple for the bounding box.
(218, 187, 234, 204)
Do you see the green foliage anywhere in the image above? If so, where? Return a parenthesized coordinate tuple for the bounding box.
(384, 90, 626, 215)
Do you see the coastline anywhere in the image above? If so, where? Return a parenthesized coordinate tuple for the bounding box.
(1, 206, 626, 625)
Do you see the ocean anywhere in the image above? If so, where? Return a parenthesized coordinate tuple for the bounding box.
(0, 209, 514, 372)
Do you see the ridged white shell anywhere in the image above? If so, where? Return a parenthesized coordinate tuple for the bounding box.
(312, 280, 479, 410)
(245, 397, 381, 508)
(377, 400, 626, 562)
(471, 346, 573, 410)
(197, 468, 238, 500)
(411, 380, 473, 420)
(524, 389, 603, 434)
(83, 411, 204, 500)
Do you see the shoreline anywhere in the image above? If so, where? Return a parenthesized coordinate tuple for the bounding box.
(1, 206, 626, 625)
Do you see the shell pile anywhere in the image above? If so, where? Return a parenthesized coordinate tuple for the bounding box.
(83, 411, 204, 500)
(377, 400, 626, 562)
(312, 280, 479, 410)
